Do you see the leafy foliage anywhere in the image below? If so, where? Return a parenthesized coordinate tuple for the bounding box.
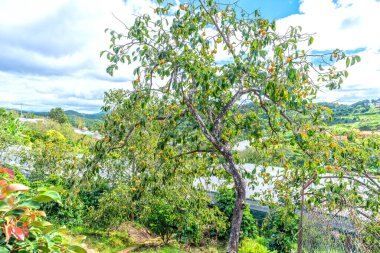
(101, 0, 359, 250)
(48, 107, 69, 124)
(262, 206, 298, 253)
(85, 185, 133, 231)
(0, 109, 24, 154)
(0, 167, 86, 252)
(239, 238, 270, 253)
(215, 187, 258, 240)
(140, 179, 226, 245)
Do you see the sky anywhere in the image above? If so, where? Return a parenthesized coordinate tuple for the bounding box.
(0, 0, 379, 113)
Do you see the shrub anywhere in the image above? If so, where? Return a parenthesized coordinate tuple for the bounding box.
(262, 206, 298, 253)
(84, 185, 134, 231)
(140, 183, 227, 245)
(0, 167, 86, 252)
(239, 238, 269, 253)
(29, 175, 86, 228)
(215, 186, 258, 240)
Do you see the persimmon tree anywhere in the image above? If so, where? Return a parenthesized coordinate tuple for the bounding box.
(101, 0, 357, 251)
(93, 90, 226, 244)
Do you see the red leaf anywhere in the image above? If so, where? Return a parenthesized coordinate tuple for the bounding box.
(0, 179, 7, 187)
(0, 168, 15, 179)
(22, 223, 29, 238)
(5, 184, 29, 193)
(11, 226, 25, 241)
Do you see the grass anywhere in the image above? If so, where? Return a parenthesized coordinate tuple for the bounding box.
(134, 244, 223, 253)
(136, 246, 184, 253)
(70, 226, 130, 253)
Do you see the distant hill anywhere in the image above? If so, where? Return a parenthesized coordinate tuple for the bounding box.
(29, 110, 104, 120)
(9, 109, 105, 131)
(7, 98, 379, 132)
(64, 110, 105, 120)
(318, 98, 380, 118)
(238, 98, 379, 132)
(318, 98, 380, 131)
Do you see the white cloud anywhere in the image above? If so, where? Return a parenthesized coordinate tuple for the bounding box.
(0, 71, 127, 113)
(0, 0, 159, 112)
(277, 0, 380, 103)
(0, 0, 379, 112)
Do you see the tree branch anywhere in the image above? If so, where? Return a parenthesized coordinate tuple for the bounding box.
(199, 0, 236, 58)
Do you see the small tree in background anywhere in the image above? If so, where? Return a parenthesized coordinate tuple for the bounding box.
(48, 107, 68, 124)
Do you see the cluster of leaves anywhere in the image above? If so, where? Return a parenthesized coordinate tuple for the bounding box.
(30, 175, 87, 228)
(0, 108, 100, 239)
(0, 109, 24, 157)
(141, 179, 227, 245)
(48, 108, 69, 125)
(261, 206, 298, 253)
(256, 122, 380, 251)
(84, 185, 133, 231)
(0, 167, 86, 252)
(17, 117, 95, 183)
(215, 187, 258, 240)
(239, 238, 270, 253)
(85, 174, 227, 246)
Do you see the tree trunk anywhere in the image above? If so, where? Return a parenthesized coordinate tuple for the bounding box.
(297, 185, 305, 253)
(225, 154, 246, 253)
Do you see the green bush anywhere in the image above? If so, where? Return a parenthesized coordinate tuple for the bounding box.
(0, 167, 86, 252)
(141, 195, 179, 243)
(141, 186, 226, 245)
(0, 108, 24, 151)
(215, 186, 258, 240)
(28, 175, 86, 228)
(239, 238, 269, 253)
(85, 185, 137, 231)
(262, 206, 298, 253)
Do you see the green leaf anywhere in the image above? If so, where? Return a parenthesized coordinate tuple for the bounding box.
(106, 65, 114, 76)
(19, 200, 41, 209)
(308, 37, 314, 46)
(346, 57, 350, 67)
(68, 245, 87, 253)
(33, 191, 62, 205)
(0, 246, 9, 253)
(254, 9, 261, 17)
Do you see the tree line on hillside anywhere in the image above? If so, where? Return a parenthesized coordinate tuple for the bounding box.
(319, 98, 380, 117)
